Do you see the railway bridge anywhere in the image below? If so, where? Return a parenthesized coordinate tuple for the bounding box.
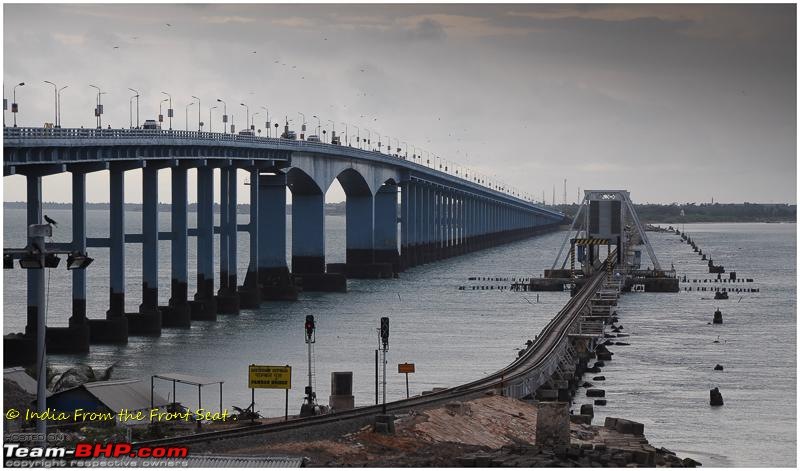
(3, 126, 564, 361)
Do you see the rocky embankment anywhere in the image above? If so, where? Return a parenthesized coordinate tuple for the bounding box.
(211, 395, 698, 467)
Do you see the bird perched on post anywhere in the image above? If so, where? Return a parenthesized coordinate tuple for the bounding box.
(44, 215, 58, 226)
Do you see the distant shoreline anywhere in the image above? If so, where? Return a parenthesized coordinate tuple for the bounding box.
(4, 201, 794, 223)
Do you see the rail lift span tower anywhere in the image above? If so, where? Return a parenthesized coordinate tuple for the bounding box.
(550, 190, 662, 276)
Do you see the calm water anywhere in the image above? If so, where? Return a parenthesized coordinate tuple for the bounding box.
(3, 211, 796, 466)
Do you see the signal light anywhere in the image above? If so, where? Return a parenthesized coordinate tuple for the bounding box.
(380, 317, 389, 347)
(305, 315, 315, 341)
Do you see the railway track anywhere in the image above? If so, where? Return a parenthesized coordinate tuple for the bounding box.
(135, 266, 613, 448)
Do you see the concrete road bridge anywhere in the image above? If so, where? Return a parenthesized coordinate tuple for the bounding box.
(3, 126, 564, 362)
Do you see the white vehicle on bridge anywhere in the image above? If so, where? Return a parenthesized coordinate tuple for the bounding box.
(142, 119, 161, 130)
(306, 134, 321, 143)
(238, 129, 255, 137)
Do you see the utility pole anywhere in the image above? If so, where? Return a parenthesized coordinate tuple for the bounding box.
(379, 317, 389, 414)
(301, 315, 317, 417)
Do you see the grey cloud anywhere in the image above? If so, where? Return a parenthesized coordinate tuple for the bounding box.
(406, 18, 447, 41)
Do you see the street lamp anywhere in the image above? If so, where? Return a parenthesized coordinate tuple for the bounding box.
(312, 114, 321, 138)
(327, 120, 335, 143)
(161, 91, 173, 130)
(12, 82, 24, 127)
(158, 98, 168, 127)
(340, 122, 349, 146)
(261, 106, 270, 137)
(185, 100, 195, 131)
(191, 95, 201, 131)
(240, 103, 250, 130)
(89, 84, 104, 129)
(57, 86, 67, 128)
(252, 112, 260, 133)
(364, 128, 371, 149)
(217, 99, 227, 133)
(209, 105, 217, 133)
(128, 88, 140, 128)
(297, 112, 305, 139)
(352, 124, 359, 148)
(43, 81, 58, 127)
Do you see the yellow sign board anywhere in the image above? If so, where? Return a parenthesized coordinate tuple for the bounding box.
(398, 363, 415, 374)
(248, 365, 292, 389)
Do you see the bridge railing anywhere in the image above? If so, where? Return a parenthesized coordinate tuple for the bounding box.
(4, 126, 557, 213)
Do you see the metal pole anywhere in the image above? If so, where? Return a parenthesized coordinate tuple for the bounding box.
(192, 96, 201, 131)
(57, 86, 67, 128)
(405, 373, 409, 399)
(44, 81, 57, 126)
(219, 383, 222, 415)
(307, 338, 313, 406)
(284, 389, 288, 422)
(381, 346, 387, 414)
(375, 349, 378, 405)
(35, 232, 46, 446)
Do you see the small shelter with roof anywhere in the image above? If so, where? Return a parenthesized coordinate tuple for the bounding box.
(47, 379, 170, 424)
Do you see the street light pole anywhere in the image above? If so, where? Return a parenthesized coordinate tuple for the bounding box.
(216, 99, 227, 134)
(352, 124, 359, 148)
(43, 81, 57, 127)
(261, 106, 270, 137)
(240, 103, 249, 130)
(191, 96, 200, 131)
(312, 115, 321, 138)
(209, 105, 217, 133)
(327, 120, 335, 143)
(89, 84, 103, 129)
(128, 88, 140, 128)
(57, 86, 68, 128)
(252, 112, 260, 133)
(158, 98, 168, 128)
(12, 82, 25, 127)
(341, 122, 349, 146)
(185, 101, 195, 131)
(297, 112, 305, 140)
(161, 91, 173, 130)
(129, 95, 135, 129)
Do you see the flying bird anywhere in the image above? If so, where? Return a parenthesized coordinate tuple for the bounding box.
(44, 215, 58, 226)
(252, 51, 257, 54)
(113, 46, 119, 49)
(166, 23, 172, 27)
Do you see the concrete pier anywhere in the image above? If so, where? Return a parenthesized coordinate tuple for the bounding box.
(191, 165, 218, 320)
(258, 173, 298, 300)
(164, 165, 190, 327)
(217, 166, 241, 313)
(238, 167, 262, 308)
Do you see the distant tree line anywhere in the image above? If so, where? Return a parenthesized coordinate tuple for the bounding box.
(558, 202, 796, 223)
(4, 201, 795, 222)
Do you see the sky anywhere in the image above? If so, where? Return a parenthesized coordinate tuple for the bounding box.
(2, 3, 797, 205)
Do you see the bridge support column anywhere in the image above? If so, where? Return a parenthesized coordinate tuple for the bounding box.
(400, 181, 411, 270)
(258, 173, 298, 300)
(127, 166, 163, 334)
(432, 188, 441, 261)
(5, 175, 44, 364)
(293, 191, 345, 291)
(343, 192, 378, 277)
(419, 184, 431, 264)
(94, 166, 129, 343)
(373, 183, 399, 275)
(191, 166, 217, 320)
(406, 182, 419, 267)
(217, 166, 240, 313)
(238, 167, 262, 308)
(163, 165, 191, 327)
(128, 165, 164, 334)
(57, 171, 90, 353)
